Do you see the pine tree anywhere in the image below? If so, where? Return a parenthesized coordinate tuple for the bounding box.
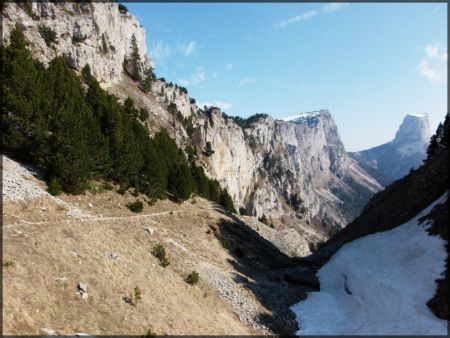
(192, 165, 210, 198)
(139, 107, 149, 121)
(130, 34, 141, 82)
(143, 139, 168, 198)
(2, 26, 45, 160)
(140, 67, 155, 93)
(81, 63, 92, 83)
(208, 179, 222, 203)
(426, 122, 445, 160)
(220, 188, 236, 213)
(168, 163, 194, 201)
(44, 57, 91, 193)
(442, 112, 449, 148)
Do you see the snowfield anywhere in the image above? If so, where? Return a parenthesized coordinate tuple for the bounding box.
(291, 193, 448, 335)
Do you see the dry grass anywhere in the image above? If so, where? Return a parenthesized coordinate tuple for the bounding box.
(3, 189, 256, 335)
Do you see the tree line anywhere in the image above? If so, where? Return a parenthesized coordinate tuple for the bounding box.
(1, 26, 236, 213)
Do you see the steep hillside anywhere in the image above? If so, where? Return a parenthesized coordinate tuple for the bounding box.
(350, 114, 431, 186)
(2, 1, 381, 236)
(2, 155, 312, 335)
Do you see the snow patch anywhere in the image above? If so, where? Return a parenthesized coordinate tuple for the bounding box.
(407, 113, 428, 118)
(291, 193, 448, 335)
(282, 111, 324, 122)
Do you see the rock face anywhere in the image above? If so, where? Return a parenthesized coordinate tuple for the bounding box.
(350, 114, 432, 186)
(196, 110, 382, 230)
(3, 1, 382, 234)
(2, 2, 152, 84)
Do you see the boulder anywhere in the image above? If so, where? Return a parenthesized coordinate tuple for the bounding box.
(77, 281, 88, 293)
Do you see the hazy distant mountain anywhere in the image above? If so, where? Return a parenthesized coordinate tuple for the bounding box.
(349, 114, 432, 186)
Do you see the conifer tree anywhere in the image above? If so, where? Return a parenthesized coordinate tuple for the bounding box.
(130, 34, 141, 81)
(442, 112, 449, 148)
(220, 188, 236, 213)
(168, 163, 195, 201)
(44, 57, 91, 193)
(426, 122, 444, 160)
(2, 26, 45, 160)
(208, 179, 222, 203)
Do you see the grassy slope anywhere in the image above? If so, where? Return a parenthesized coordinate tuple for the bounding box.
(2, 157, 306, 335)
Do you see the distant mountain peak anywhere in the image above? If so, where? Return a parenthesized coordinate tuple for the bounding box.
(393, 113, 431, 146)
(350, 113, 432, 186)
(281, 110, 331, 124)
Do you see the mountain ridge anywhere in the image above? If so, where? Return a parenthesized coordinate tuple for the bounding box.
(3, 1, 381, 241)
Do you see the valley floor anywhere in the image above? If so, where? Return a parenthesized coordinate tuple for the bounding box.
(291, 193, 448, 335)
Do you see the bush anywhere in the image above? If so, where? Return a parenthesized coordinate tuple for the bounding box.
(145, 327, 157, 337)
(2, 261, 15, 268)
(117, 186, 127, 195)
(258, 214, 269, 226)
(133, 286, 141, 305)
(160, 257, 170, 267)
(126, 200, 143, 213)
(19, 1, 38, 20)
(185, 271, 199, 285)
(48, 178, 62, 196)
(100, 182, 113, 191)
(38, 25, 57, 47)
(139, 108, 149, 121)
(152, 243, 170, 267)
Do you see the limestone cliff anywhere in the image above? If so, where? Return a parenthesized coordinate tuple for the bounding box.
(2, 1, 152, 84)
(195, 110, 382, 231)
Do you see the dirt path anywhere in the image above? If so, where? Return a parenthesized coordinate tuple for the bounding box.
(3, 209, 188, 228)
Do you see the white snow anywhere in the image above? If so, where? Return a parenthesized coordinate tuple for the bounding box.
(407, 113, 428, 118)
(291, 193, 448, 335)
(282, 111, 323, 122)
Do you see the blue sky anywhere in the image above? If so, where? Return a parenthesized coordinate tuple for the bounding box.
(126, 2, 447, 151)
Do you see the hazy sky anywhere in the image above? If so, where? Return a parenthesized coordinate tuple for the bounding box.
(127, 2, 447, 151)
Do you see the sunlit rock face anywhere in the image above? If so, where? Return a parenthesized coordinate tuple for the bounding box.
(350, 114, 432, 186)
(2, 2, 152, 85)
(198, 110, 382, 230)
